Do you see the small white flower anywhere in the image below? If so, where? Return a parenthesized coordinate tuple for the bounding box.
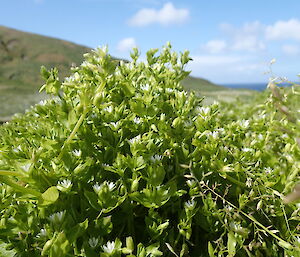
(107, 182, 116, 191)
(20, 163, 31, 172)
(225, 205, 234, 212)
(222, 165, 233, 172)
(72, 149, 82, 157)
(13, 145, 22, 153)
(93, 183, 102, 194)
(109, 122, 119, 129)
(197, 107, 210, 116)
(185, 199, 196, 209)
(245, 132, 251, 138)
(165, 88, 174, 93)
(57, 179, 72, 190)
(104, 106, 113, 113)
(176, 91, 187, 98)
(150, 155, 162, 163)
(81, 61, 94, 69)
(208, 131, 219, 139)
(129, 135, 141, 145)
(246, 177, 252, 187)
(264, 167, 273, 174)
(257, 134, 264, 141)
(242, 147, 253, 153)
(217, 128, 225, 134)
(186, 180, 196, 187)
(133, 117, 141, 124)
(49, 211, 66, 224)
(64, 76, 76, 83)
(239, 120, 250, 129)
(103, 241, 115, 254)
(89, 237, 99, 248)
(74, 72, 80, 80)
(38, 100, 47, 106)
(102, 163, 110, 168)
(141, 84, 150, 91)
(36, 228, 47, 238)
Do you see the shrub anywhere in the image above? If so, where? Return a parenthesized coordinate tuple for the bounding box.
(0, 45, 299, 256)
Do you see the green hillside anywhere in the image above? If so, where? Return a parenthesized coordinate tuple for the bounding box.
(0, 26, 92, 121)
(0, 25, 90, 88)
(0, 26, 254, 121)
(181, 75, 226, 92)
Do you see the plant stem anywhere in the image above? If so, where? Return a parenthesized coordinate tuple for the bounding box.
(0, 176, 41, 197)
(221, 173, 247, 189)
(58, 109, 88, 159)
(191, 173, 294, 250)
(0, 170, 24, 177)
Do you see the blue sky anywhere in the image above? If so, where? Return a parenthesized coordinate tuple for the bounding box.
(1, 0, 300, 84)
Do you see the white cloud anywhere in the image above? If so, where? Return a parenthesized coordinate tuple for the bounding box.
(266, 19, 300, 41)
(191, 55, 242, 66)
(232, 35, 265, 52)
(128, 2, 189, 27)
(201, 40, 227, 54)
(220, 21, 264, 35)
(219, 21, 266, 52)
(188, 54, 266, 83)
(282, 44, 300, 55)
(117, 37, 137, 52)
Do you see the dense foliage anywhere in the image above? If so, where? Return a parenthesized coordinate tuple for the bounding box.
(0, 45, 299, 257)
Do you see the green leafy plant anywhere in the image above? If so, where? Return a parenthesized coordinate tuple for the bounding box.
(0, 44, 299, 256)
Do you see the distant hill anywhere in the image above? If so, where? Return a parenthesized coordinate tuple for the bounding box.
(0, 26, 223, 90)
(0, 26, 231, 120)
(182, 75, 226, 92)
(0, 25, 90, 89)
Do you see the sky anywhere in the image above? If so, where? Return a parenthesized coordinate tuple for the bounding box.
(1, 0, 300, 84)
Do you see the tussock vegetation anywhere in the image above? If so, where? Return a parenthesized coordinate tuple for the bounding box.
(0, 45, 299, 256)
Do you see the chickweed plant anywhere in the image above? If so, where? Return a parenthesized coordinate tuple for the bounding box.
(0, 44, 299, 256)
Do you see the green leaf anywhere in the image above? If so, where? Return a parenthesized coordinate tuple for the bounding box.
(40, 65, 50, 80)
(122, 82, 135, 97)
(49, 232, 71, 257)
(227, 231, 236, 257)
(146, 243, 163, 256)
(40, 186, 59, 206)
(84, 190, 101, 210)
(67, 219, 89, 244)
(208, 242, 214, 257)
(0, 242, 17, 257)
(95, 216, 113, 236)
(126, 236, 134, 252)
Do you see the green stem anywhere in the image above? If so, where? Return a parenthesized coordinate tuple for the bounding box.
(0, 176, 41, 197)
(58, 109, 88, 159)
(222, 173, 247, 189)
(192, 174, 294, 249)
(0, 170, 24, 177)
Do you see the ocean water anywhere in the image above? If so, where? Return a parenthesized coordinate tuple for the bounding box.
(222, 82, 297, 91)
(222, 83, 268, 91)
